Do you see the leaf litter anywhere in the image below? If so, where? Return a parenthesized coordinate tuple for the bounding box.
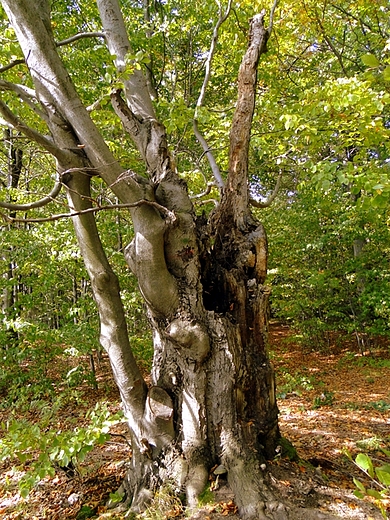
(0, 323, 389, 519)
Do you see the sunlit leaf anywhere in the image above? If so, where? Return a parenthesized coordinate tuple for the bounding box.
(361, 54, 380, 68)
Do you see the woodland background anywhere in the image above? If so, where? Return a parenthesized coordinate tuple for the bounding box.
(0, 0, 390, 518)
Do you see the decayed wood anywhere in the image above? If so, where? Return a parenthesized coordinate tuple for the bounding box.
(215, 12, 269, 231)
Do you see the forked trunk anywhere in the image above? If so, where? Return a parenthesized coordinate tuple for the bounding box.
(118, 171, 282, 518)
(1, 1, 285, 517)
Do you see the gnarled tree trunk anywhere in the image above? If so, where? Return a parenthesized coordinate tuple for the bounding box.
(1, 1, 284, 517)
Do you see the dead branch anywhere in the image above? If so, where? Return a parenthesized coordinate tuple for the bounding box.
(214, 11, 269, 230)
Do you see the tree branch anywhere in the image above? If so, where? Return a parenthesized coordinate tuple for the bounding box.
(190, 181, 213, 199)
(0, 199, 175, 223)
(56, 31, 105, 47)
(196, 0, 233, 109)
(192, 120, 225, 190)
(0, 98, 70, 162)
(0, 33, 105, 73)
(330, 3, 386, 36)
(0, 80, 47, 120)
(267, 0, 279, 36)
(313, 6, 348, 75)
(110, 89, 170, 178)
(195, 198, 219, 207)
(96, 0, 156, 120)
(0, 80, 36, 101)
(250, 170, 282, 208)
(0, 171, 62, 211)
(142, 0, 159, 101)
(192, 0, 233, 191)
(0, 58, 25, 73)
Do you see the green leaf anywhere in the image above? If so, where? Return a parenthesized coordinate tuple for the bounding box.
(355, 453, 375, 478)
(353, 477, 366, 492)
(108, 491, 124, 505)
(20, 486, 30, 499)
(353, 490, 365, 499)
(371, 194, 388, 208)
(376, 466, 390, 487)
(76, 505, 96, 520)
(366, 488, 383, 500)
(361, 54, 380, 68)
(16, 452, 27, 463)
(383, 66, 390, 81)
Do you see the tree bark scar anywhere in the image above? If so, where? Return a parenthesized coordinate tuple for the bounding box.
(111, 88, 142, 137)
(248, 11, 268, 54)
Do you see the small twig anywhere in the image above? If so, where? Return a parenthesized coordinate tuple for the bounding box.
(56, 31, 105, 47)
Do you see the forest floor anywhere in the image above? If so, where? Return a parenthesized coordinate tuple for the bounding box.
(0, 322, 389, 519)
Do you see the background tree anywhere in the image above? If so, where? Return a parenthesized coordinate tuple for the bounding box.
(0, 1, 282, 518)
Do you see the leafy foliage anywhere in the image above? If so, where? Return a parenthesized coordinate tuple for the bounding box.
(0, 403, 123, 498)
(346, 450, 390, 518)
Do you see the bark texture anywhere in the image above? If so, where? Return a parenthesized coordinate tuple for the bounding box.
(1, 1, 284, 518)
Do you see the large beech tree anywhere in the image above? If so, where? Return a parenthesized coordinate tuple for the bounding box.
(0, 1, 284, 518)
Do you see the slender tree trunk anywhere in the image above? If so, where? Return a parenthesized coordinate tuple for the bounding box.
(2, 129, 23, 346)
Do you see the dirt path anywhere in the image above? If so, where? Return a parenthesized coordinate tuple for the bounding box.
(0, 323, 389, 519)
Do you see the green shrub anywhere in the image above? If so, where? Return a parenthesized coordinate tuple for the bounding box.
(312, 390, 335, 409)
(0, 402, 123, 498)
(276, 370, 315, 398)
(346, 449, 390, 519)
